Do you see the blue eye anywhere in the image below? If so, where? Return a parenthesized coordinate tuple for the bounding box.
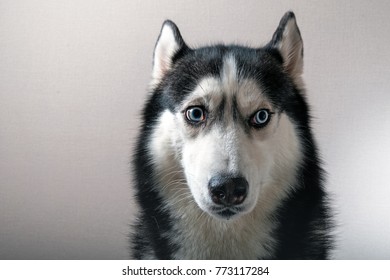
(185, 106, 206, 123)
(250, 109, 272, 127)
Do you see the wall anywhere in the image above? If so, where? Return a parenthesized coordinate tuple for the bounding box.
(1, 0, 390, 259)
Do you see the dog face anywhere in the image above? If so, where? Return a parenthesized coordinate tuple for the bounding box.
(148, 13, 305, 220)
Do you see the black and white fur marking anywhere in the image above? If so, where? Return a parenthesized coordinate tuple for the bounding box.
(131, 12, 333, 259)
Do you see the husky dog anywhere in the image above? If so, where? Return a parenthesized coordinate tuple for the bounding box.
(131, 12, 332, 259)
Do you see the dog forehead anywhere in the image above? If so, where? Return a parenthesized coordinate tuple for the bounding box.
(183, 54, 267, 110)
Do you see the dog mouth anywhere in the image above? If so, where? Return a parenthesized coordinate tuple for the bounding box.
(211, 206, 244, 220)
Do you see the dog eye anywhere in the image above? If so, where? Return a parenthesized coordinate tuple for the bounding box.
(250, 109, 272, 128)
(185, 106, 206, 123)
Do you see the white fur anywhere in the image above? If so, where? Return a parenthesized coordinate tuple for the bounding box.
(148, 55, 303, 259)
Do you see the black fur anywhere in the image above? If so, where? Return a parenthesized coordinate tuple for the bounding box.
(131, 12, 333, 259)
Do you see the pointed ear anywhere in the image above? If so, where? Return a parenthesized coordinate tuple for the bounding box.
(269, 12, 303, 81)
(152, 20, 186, 85)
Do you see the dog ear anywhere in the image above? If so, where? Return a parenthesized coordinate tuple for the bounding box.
(152, 20, 187, 85)
(268, 12, 303, 82)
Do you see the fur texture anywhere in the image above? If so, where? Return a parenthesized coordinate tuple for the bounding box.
(131, 11, 333, 259)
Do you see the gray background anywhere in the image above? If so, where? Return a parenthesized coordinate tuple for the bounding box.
(1, 0, 390, 259)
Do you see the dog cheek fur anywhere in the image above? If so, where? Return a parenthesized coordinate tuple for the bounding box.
(147, 110, 188, 202)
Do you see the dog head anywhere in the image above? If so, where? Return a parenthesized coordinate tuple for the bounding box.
(147, 12, 305, 220)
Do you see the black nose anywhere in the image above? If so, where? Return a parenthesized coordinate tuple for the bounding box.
(208, 174, 248, 206)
